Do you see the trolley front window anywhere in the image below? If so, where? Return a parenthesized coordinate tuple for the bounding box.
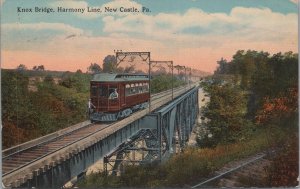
(91, 86, 97, 96)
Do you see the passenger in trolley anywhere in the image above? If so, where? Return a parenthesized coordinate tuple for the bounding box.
(109, 88, 119, 99)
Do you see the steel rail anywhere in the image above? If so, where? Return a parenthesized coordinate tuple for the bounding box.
(3, 83, 199, 187)
(191, 153, 266, 188)
(3, 84, 192, 158)
(2, 83, 198, 177)
(2, 123, 114, 176)
(2, 123, 96, 159)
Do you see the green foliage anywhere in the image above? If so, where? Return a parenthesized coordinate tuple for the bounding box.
(196, 134, 218, 148)
(214, 57, 230, 74)
(2, 70, 90, 148)
(102, 55, 117, 72)
(79, 126, 287, 188)
(200, 50, 298, 148)
(251, 52, 298, 111)
(102, 55, 134, 73)
(120, 163, 168, 187)
(201, 81, 250, 145)
(59, 71, 92, 93)
(213, 50, 298, 116)
(151, 75, 185, 93)
(2, 70, 44, 147)
(2, 69, 183, 149)
(78, 172, 122, 188)
(31, 82, 89, 135)
(87, 63, 102, 74)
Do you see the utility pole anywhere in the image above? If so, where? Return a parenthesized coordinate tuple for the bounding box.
(187, 67, 192, 89)
(150, 61, 174, 99)
(115, 51, 151, 112)
(174, 65, 187, 90)
(184, 66, 187, 91)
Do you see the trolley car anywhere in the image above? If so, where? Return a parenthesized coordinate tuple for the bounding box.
(90, 73, 150, 122)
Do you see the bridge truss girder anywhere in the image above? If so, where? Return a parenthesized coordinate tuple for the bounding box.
(104, 128, 160, 175)
(104, 87, 199, 174)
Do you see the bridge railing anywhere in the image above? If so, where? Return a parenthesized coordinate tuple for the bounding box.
(2, 121, 91, 158)
(2, 83, 195, 157)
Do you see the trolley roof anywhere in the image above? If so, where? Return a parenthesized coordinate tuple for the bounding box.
(92, 73, 149, 82)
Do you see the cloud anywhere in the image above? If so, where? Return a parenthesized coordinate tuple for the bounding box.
(99, 6, 297, 71)
(1, 5, 297, 73)
(102, 6, 297, 48)
(2, 23, 85, 51)
(3, 22, 84, 34)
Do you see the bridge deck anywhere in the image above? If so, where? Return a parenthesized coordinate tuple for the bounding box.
(2, 84, 197, 187)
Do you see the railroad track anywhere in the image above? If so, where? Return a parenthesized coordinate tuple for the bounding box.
(191, 152, 270, 188)
(2, 84, 197, 178)
(2, 122, 113, 176)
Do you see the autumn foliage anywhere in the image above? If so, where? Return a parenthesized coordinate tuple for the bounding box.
(1, 70, 90, 149)
(256, 87, 298, 125)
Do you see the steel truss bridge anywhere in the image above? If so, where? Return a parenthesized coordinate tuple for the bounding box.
(2, 85, 200, 188)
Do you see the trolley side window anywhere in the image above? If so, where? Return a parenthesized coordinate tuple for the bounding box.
(130, 84, 136, 94)
(126, 82, 149, 96)
(125, 84, 131, 96)
(143, 83, 149, 92)
(139, 83, 143, 93)
(99, 85, 108, 97)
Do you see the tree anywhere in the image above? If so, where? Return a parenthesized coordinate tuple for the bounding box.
(123, 65, 135, 73)
(16, 64, 27, 71)
(255, 87, 298, 127)
(199, 50, 298, 148)
(103, 55, 117, 73)
(199, 81, 249, 146)
(215, 58, 230, 74)
(2, 71, 37, 148)
(33, 65, 45, 71)
(87, 63, 102, 74)
(152, 66, 167, 75)
(76, 69, 83, 74)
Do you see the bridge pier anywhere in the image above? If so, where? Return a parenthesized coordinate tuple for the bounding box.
(104, 87, 199, 174)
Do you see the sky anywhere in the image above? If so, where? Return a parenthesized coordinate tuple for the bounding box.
(1, 0, 298, 73)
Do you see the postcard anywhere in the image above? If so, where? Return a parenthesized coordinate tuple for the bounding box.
(1, 0, 298, 188)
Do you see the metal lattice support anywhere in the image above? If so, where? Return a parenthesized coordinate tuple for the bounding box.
(103, 87, 200, 175)
(104, 128, 160, 175)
